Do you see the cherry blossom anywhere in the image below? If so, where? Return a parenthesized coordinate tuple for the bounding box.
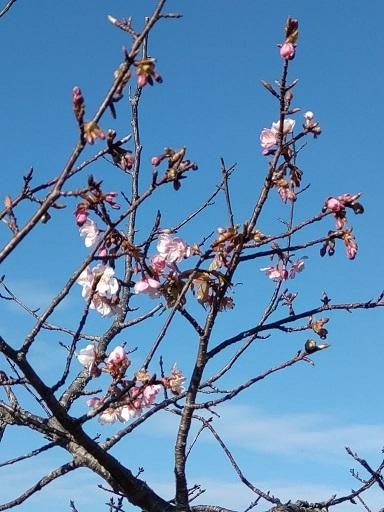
(157, 234, 191, 264)
(167, 364, 185, 395)
(289, 258, 307, 278)
(134, 277, 161, 298)
(106, 346, 130, 377)
(260, 265, 288, 281)
(260, 128, 277, 150)
(106, 345, 127, 366)
(79, 218, 100, 248)
(104, 192, 120, 209)
(99, 408, 120, 425)
(151, 254, 166, 277)
(324, 197, 345, 213)
(271, 118, 296, 135)
(119, 404, 141, 421)
(77, 344, 97, 368)
(141, 384, 161, 406)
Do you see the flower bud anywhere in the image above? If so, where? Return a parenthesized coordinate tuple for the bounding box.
(280, 42, 295, 60)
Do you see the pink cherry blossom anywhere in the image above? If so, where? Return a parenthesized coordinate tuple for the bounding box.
(260, 265, 288, 281)
(87, 397, 102, 409)
(77, 344, 97, 367)
(104, 192, 120, 210)
(99, 408, 120, 424)
(157, 234, 191, 264)
(134, 277, 161, 298)
(106, 346, 128, 366)
(151, 255, 166, 276)
(141, 384, 161, 406)
(289, 258, 307, 279)
(79, 218, 100, 248)
(280, 42, 295, 59)
(118, 404, 141, 421)
(96, 265, 119, 298)
(260, 128, 277, 150)
(325, 197, 344, 213)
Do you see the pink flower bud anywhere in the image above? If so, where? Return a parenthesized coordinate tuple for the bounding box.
(325, 197, 344, 213)
(76, 211, 88, 227)
(137, 74, 148, 88)
(99, 246, 108, 258)
(151, 156, 162, 166)
(280, 42, 295, 60)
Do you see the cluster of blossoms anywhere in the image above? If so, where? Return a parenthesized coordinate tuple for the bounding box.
(322, 193, 363, 260)
(134, 233, 194, 298)
(73, 179, 128, 316)
(260, 257, 306, 281)
(77, 344, 185, 424)
(77, 264, 119, 316)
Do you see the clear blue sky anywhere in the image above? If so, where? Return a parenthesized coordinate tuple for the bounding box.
(0, 1, 383, 511)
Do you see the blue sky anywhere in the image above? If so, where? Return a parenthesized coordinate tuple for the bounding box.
(0, 1, 383, 511)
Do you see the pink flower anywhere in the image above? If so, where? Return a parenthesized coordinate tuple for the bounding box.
(134, 277, 161, 298)
(151, 255, 166, 277)
(106, 346, 128, 366)
(260, 128, 277, 150)
(141, 384, 161, 406)
(325, 197, 344, 213)
(77, 344, 97, 368)
(104, 192, 120, 210)
(118, 404, 141, 421)
(260, 265, 288, 281)
(157, 234, 191, 264)
(280, 42, 295, 59)
(79, 218, 100, 248)
(99, 408, 120, 424)
(151, 156, 162, 166)
(87, 397, 102, 409)
(289, 258, 307, 278)
(167, 364, 185, 395)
